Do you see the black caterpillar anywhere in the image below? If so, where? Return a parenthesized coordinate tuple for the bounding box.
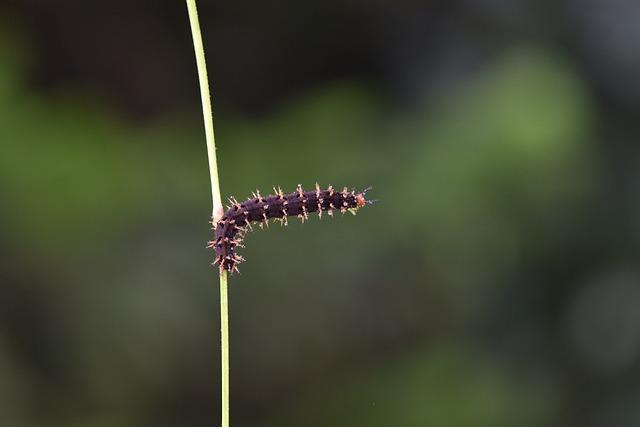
(208, 184, 372, 273)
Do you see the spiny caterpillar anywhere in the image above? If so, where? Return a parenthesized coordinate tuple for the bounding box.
(208, 184, 373, 273)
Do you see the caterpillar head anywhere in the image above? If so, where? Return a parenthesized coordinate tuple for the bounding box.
(356, 193, 367, 208)
(354, 186, 375, 210)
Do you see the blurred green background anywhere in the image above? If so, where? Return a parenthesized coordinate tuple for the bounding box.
(1, 1, 640, 426)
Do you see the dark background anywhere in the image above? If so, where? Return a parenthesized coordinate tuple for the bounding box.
(1, 1, 640, 426)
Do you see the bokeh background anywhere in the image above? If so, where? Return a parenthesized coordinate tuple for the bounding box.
(1, 1, 640, 426)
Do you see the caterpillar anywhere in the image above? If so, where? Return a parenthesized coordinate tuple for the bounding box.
(208, 184, 373, 273)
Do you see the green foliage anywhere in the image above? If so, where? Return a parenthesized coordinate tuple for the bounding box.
(0, 35, 595, 426)
(266, 347, 556, 427)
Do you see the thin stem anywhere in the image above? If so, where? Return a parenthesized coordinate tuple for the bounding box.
(219, 271, 229, 427)
(185, 1, 229, 427)
(186, 0, 223, 220)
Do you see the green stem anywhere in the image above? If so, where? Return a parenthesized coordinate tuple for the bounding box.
(219, 271, 229, 427)
(185, 1, 229, 426)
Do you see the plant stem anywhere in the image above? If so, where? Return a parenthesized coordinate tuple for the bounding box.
(185, 1, 229, 426)
(185, 0, 223, 220)
(219, 271, 229, 427)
